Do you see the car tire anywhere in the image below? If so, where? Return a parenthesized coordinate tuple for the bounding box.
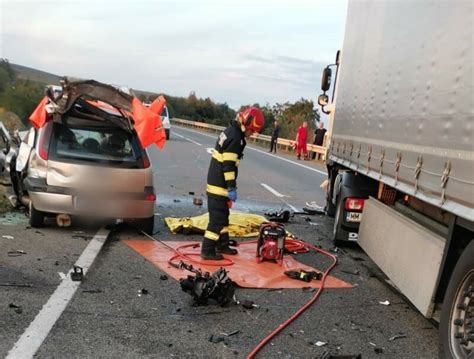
(439, 240, 474, 359)
(138, 216, 155, 235)
(165, 129, 170, 140)
(29, 202, 45, 228)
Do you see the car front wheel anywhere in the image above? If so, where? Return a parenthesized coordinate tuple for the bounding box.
(29, 202, 45, 228)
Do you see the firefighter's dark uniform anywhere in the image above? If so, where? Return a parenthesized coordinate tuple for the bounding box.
(203, 121, 246, 252)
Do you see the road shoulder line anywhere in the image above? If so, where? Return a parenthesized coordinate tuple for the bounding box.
(6, 228, 110, 359)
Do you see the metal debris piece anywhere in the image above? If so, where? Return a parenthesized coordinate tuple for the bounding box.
(0, 283, 33, 288)
(241, 300, 257, 309)
(221, 330, 240, 337)
(389, 334, 407, 341)
(209, 335, 225, 344)
(1, 235, 14, 240)
(315, 341, 327, 347)
(379, 300, 390, 306)
(7, 250, 26, 257)
(82, 289, 102, 293)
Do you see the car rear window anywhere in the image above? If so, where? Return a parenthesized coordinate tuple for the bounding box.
(49, 122, 144, 168)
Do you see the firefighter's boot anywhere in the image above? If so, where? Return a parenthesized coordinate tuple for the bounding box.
(201, 238, 224, 260)
(216, 233, 238, 255)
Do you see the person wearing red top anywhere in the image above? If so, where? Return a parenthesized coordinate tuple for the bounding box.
(295, 121, 309, 160)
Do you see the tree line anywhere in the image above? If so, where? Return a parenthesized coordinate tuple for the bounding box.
(0, 59, 44, 130)
(139, 92, 320, 140)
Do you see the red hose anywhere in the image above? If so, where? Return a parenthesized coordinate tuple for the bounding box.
(246, 241, 338, 359)
(168, 238, 308, 268)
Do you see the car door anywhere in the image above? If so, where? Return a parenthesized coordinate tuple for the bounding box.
(16, 128, 36, 172)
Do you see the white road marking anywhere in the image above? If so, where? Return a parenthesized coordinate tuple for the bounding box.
(7, 228, 110, 359)
(284, 202, 299, 212)
(261, 183, 290, 198)
(175, 127, 327, 176)
(185, 137, 202, 146)
(173, 131, 202, 146)
(260, 183, 299, 212)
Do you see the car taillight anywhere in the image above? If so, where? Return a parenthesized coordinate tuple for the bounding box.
(38, 121, 53, 160)
(142, 153, 151, 168)
(345, 197, 365, 211)
(146, 194, 156, 201)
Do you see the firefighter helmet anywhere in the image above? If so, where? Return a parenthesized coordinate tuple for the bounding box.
(238, 107, 265, 133)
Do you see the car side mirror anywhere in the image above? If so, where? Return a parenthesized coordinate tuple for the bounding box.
(321, 67, 332, 92)
(318, 94, 329, 106)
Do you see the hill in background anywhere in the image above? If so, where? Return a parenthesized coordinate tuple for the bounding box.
(10, 63, 61, 85)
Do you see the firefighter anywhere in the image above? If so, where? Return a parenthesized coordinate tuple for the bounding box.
(201, 107, 265, 260)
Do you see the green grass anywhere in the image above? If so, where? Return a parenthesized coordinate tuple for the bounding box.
(0, 185, 12, 214)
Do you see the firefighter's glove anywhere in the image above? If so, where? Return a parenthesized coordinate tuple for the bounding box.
(228, 188, 237, 202)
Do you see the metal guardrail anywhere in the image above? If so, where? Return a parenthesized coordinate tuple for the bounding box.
(171, 118, 327, 160)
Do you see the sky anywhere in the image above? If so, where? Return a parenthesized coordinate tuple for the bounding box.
(0, 0, 348, 110)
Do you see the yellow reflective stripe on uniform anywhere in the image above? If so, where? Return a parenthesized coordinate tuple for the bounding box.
(224, 171, 235, 181)
(236, 159, 240, 167)
(206, 184, 228, 197)
(222, 152, 238, 162)
(212, 152, 223, 162)
(220, 227, 229, 234)
(204, 230, 220, 241)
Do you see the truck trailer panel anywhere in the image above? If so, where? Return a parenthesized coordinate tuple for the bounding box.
(330, 1, 473, 221)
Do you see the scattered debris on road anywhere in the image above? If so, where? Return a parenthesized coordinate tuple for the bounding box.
(7, 249, 26, 257)
(388, 334, 407, 341)
(70, 265, 84, 281)
(379, 300, 390, 306)
(314, 341, 327, 347)
(1, 234, 14, 239)
(221, 330, 240, 337)
(8, 303, 23, 314)
(193, 197, 203, 206)
(160, 274, 168, 280)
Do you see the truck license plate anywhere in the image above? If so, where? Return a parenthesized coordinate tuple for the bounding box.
(346, 212, 362, 222)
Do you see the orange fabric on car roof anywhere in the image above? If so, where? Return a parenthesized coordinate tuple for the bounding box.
(124, 240, 353, 289)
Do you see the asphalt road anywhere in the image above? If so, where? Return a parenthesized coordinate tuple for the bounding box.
(0, 126, 439, 358)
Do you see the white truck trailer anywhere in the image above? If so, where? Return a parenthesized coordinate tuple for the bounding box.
(318, 1, 473, 358)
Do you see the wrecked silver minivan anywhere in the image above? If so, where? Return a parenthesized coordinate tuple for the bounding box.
(9, 79, 156, 233)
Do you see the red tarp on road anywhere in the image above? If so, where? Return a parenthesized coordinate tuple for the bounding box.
(124, 240, 353, 289)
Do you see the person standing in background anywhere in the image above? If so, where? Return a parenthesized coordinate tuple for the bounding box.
(295, 121, 308, 160)
(312, 122, 327, 160)
(269, 120, 280, 153)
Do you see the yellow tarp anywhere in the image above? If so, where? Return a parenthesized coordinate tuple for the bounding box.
(164, 211, 290, 238)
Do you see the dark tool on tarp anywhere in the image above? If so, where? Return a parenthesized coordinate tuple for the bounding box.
(264, 209, 291, 223)
(179, 266, 235, 306)
(284, 269, 322, 282)
(70, 266, 84, 281)
(256, 222, 286, 265)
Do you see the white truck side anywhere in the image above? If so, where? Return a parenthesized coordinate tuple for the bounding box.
(319, 1, 473, 358)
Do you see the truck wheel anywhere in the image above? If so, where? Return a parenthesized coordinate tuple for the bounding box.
(439, 240, 474, 358)
(332, 195, 344, 246)
(29, 202, 45, 228)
